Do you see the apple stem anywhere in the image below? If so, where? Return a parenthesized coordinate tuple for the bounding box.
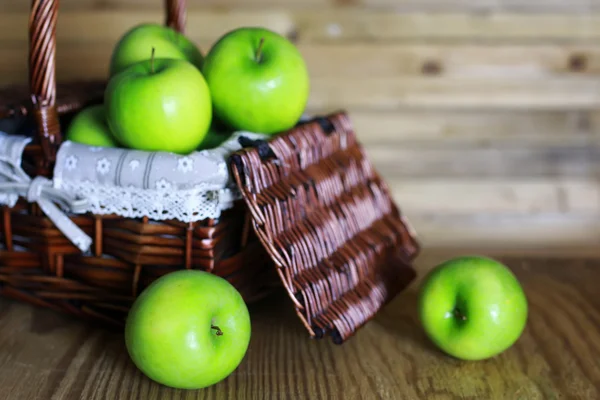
(211, 325, 223, 336)
(255, 37, 265, 63)
(454, 308, 467, 321)
(150, 47, 156, 74)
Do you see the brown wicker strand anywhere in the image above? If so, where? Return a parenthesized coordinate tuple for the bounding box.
(29, 0, 61, 168)
(29, 0, 57, 107)
(132, 264, 142, 297)
(55, 254, 64, 277)
(165, 0, 186, 33)
(94, 217, 103, 256)
(185, 223, 193, 269)
(1, 208, 13, 251)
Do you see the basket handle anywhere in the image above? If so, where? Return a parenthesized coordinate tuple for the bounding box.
(28, 0, 187, 170)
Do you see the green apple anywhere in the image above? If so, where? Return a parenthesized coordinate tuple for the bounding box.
(109, 23, 203, 77)
(202, 27, 310, 134)
(418, 256, 528, 361)
(105, 54, 212, 154)
(65, 104, 118, 148)
(198, 118, 233, 150)
(125, 270, 251, 389)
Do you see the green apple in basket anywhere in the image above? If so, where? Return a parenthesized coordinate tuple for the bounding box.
(109, 23, 204, 77)
(197, 117, 234, 150)
(65, 104, 119, 148)
(202, 27, 310, 134)
(125, 270, 252, 390)
(418, 256, 528, 361)
(104, 49, 212, 154)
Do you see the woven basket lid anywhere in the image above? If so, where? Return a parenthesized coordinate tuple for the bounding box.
(229, 111, 421, 344)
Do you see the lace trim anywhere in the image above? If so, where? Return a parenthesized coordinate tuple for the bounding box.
(57, 180, 241, 222)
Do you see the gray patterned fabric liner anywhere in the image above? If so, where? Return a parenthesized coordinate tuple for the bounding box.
(0, 129, 267, 252)
(53, 130, 267, 222)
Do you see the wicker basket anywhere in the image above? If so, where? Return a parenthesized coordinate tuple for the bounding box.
(0, 0, 420, 343)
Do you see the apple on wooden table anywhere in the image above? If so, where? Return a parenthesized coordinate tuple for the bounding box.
(418, 256, 528, 361)
(109, 23, 204, 77)
(65, 104, 119, 148)
(125, 270, 252, 390)
(202, 27, 310, 135)
(104, 49, 212, 154)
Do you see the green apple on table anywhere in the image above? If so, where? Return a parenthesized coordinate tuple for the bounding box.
(418, 255, 528, 361)
(109, 23, 204, 77)
(125, 270, 252, 390)
(65, 104, 119, 148)
(104, 50, 212, 154)
(202, 27, 310, 135)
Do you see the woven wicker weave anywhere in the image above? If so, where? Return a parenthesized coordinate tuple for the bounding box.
(0, 0, 420, 342)
(231, 112, 420, 343)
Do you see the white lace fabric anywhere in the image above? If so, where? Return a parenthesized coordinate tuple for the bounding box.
(54, 179, 240, 222)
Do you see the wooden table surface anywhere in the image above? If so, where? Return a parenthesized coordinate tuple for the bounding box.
(0, 251, 599, 400)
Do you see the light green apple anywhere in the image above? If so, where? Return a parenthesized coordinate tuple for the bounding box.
(65, 104, 119, 148)
(125, 270, 252, 390)
(104, 55, 212, 154)
(202, 27, 310, 134)
(418, 256, 528, 361)
(109, 23, 203, 77)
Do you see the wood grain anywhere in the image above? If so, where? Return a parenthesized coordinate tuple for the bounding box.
(404, 214, 600, 250)
(387, 179, 600, 215)
(293, 11, 600, 43)
(361, 0, 600, 12)
(306, 76, 600, 110)
(0, 253, 598, 399)
(2, 0, 600, 13)
(301, 44, 600, 77)
(369, 140, 599, 178)
(343, 109, 599, 144)
(1, 10, 600, 45)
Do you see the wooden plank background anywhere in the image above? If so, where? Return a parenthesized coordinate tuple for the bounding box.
(0, 1, 598, 252)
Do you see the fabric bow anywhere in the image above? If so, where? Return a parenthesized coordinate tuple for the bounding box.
(0, 132, 92, 252)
